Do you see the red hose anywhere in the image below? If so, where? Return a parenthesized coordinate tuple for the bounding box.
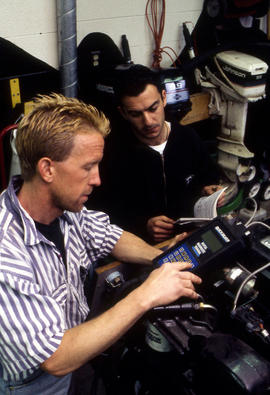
(0, 124, 18, 190)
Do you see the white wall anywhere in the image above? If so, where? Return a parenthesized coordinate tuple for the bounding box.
(77, 0, 204, 68)
(0, 0, 204, 69)
(0, 0, 58, 68)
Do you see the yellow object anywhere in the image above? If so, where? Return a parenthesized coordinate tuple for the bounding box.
(9, 78, 21, 108)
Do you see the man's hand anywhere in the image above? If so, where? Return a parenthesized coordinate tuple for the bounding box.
(147, 215, 175, 243)
(202, 184, 225, 207)
(137, 262, 202, 309)
(41, 261, 202, 377)
(167, 231, 189, 249)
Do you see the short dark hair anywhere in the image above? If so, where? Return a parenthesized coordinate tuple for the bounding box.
(113, 64, 163, 105)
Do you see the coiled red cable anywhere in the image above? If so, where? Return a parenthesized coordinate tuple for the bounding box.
(0, 124, 18, 190)
(145, 0, 180, 68)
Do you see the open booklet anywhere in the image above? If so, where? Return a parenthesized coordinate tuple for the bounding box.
(175, 187, 227, 225)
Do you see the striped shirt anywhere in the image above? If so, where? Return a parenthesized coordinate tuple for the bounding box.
(0, 176, 123, 382)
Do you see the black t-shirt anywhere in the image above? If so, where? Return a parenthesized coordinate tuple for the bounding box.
(35, 218, 66, 267)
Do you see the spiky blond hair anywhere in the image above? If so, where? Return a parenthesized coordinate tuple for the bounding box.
(16, 93, 110, 180)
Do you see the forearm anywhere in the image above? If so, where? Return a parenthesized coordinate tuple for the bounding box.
(41, 285, 149, 376)
(41, 259, 202, 376)
(111, 230, 162, 265)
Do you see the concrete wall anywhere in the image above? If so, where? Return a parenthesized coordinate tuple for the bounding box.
(0, 0, 204, 69)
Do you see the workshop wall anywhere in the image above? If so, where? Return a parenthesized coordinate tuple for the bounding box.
(0, 0, 204, 69)
(0, 1, 58, 68)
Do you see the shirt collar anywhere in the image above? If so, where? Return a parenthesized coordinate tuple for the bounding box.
(7, 176, 72, 245)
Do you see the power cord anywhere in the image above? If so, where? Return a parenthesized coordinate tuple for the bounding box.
(244, 197, 258, 227)
(145, 0, 179, 68)
(153, 302, 217, 314)
(245, 220, 270, 231)
(231, 304, 270, 344)
(232, 261, 270, 312)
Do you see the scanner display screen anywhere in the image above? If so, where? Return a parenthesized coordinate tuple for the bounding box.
(202, 230, 222, 253)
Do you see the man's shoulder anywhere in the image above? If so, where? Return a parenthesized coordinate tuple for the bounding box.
(0, 204, 25, 246)
(65, 207, 123, 254)
(65, 207, 122, 233)
(0, 190, 18, 242)
(169, 123, 204, 149)
(171, 122, 200, 138)
(0, 204, 34, 281)
(0, 209, 16, 245)
(65, 207, 109, 223)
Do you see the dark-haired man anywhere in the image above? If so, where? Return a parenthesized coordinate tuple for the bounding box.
(87, 65, 222, 243)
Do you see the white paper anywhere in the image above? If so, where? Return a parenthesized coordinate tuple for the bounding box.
(193, 187, 227, 219)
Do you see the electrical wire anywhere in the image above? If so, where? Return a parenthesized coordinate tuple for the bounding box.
(245, 220, 270, 231)
(232, 261, 270, 312)
(152, 302, 217, 314)
(231, 219, 270, 312)
(244, 197, 258, 227)
(145, 0, 180, 68)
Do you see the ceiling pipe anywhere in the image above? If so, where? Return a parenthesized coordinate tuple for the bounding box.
(56, 0, 78, 97)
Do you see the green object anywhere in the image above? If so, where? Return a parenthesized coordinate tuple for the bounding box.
(217, 188, 244, 215)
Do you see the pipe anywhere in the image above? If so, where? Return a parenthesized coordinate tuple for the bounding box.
(56, 0, 78, 97)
